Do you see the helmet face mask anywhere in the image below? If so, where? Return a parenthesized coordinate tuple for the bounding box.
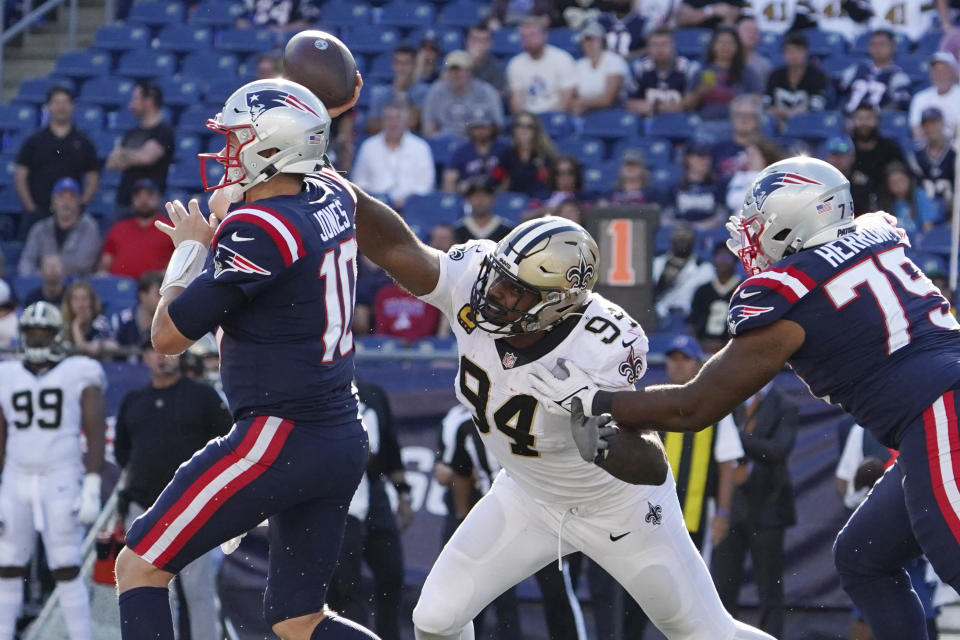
(199, 123, 256, 193)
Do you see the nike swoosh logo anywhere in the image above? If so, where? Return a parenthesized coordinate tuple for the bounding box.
(621, 337, 638, 348)
(740, 290, 761, 299)
(609, 532, 630, 542)
(231, 232, 255, 242)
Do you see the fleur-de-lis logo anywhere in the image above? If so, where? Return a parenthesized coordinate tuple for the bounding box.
(565, 251, 595, 289)
(618, 346, 645, 384)
(645, 502, 662, 526)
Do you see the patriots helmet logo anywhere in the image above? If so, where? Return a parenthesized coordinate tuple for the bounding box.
(565, 251, 596, 289)
(727, 304, 775, 334)
(752, 172, 823, 210)
(246, 89, 322, 123)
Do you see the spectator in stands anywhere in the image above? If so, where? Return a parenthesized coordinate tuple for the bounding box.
(878, 162, 943, 235)
(507, 15, 577, 114)
(14, 87, 99, 239)
(850, 103, 905, 208)
(428, 223, 456, 252)
(601, 149, 650, 206)
(653, 222, 715, 325)
(353, 254, 394, 336)
(106, 81, 175, 214)
(597, 0, 648, 59)
(838, 29, 911, 113)
(0, 280, 16, 351)
(422, 50, 504, 139)
(254, 53, 282, 80)
(725, 138, 785, 212)
(115, 340, 232, 640)
(110, 271, 162, 349)
(97, 179, 173, 279)
(17, 178, 101, 278)
(907, 107, 955, 212)
(489, 0, 560, 28)
(442, 109, 507, 193)
(821, 135, 874, 214)
(736, 15, 773, 86)
(765, 31, 830, 127)
(352, 101, 436, 208)
(715, 94, 765, 181)
(685, 26, 762, 119)
(491, 111, 556, 198)
(909, 51, 960, 141)
(675, 0, 743, 28)
(414, 33, 443, 86)
(61, 280, 113, 357)
(688, 243, 741, 354)
(466, 23, 507, 94)
(23, 254, 66, 308)
(235, 0, 318, 31)
(539, 155, 586, 209)
(454, 177, 513, 244)
(374, 281, 442, 341)
(367, 46, 429, 135)
(554, 198, 583, 224)
(626, 27, 690, 116)
(668, 140, 726, 228)
(712, 381, 798, 639)
(571, 21, 629, 115)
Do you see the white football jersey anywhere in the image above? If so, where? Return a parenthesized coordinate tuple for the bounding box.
(0, 356, 105, 471)
(869, 0, 936, 43)
(744, 0, 803, 34)
(804, 0, 868, 42)
(420, 240, 658, 509)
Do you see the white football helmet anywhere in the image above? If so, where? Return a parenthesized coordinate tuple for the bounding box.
(727, 156, 855, 275)
(200, 78, 331, 202)
(19, 302, 65, 364)
(470, 216, 600, 336)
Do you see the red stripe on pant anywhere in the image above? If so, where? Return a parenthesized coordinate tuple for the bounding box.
(132, 416, 268, 558)
(153, 418, 294, 567)
(923, 391, 960, 545)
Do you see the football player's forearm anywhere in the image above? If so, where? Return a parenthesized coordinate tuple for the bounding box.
(81, 387, 106, 475)
(151, 293, 193, 354)
(598, 430, 668, 485)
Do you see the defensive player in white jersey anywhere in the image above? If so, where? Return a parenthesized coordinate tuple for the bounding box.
(352, 192, 775, 640)
(0, 302, 105, 640)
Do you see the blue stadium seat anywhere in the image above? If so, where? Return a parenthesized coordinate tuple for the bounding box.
(820, 55, 857, 79)
(756, 31, 781, 58)
(203, 161, 225, 190)
(155, 25, 213, 54)
(581, 109, 639, 139)
(547, 28, 579, 56)
(881, 110, 910, 140)
(93, 24, 150, 52)
(492, 28, 521, 57)
(173, 133, 202, 161)
(2, 241, 23, 273)
(583, 161, 619, 193)
(897, 53, 930, 87)
(783, 111, 845, 142)
(92, 131, 124, 159)
(405, 26, 463, 52)
(87, 189, 117, 220)
(916, 224, 952, 256)
(612, 137, 673, 167)
(341, 27, 400, 55)
(912, 33, 943, 56)
(437, 0, 489, 28)
(73, 102, 105, 130)
(217, 28, 275, 55)
(115, 50, 177, 79)
(649, 164, 684, 198)
(167, 162, 204, 190)
(380, 1, 435, 29)
(673, 28, 712, 60)
(157, 77, 203, 108)
(54, 50, 111, 79)
(1, 131, 29, 155)
(190, 1, 246, 28)
(0, 104, 37, 133)
(181, 51, 240, 80)
(0, 154, 16, 187)
(78, 76, 135, 108)
(492, 191, 528, 225)
(177, 104, 220, 136)
(90, 275, 137, 315)
(16, 77, 73, 105)
(128, 1, 184, 27)
(803, 28, 847, 59)
(100, 170, 122, 188)
(366, 54, 395, 84)
(556, 137, 605, 167)
(403, 193, 464, 236)
(204, 77, 244, 105)
(539, 111, 575, 140)
(427, 135, 461, 166)
(322, 3, 371, 28)
(647, 112, 702, 141)
(13, 275, 41, 302)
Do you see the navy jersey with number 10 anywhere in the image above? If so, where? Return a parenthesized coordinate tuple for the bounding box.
(727, 215, 960, 448)
(168, 168, 359, 425)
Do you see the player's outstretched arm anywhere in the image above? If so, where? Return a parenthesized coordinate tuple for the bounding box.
(602, 320, 805, 432)
(81, 386, 106, 476)
(352, 183, 441, 296)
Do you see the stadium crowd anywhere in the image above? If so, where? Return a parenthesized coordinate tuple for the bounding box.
(1, 0, 960, 638)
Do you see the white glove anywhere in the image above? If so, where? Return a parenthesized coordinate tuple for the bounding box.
(526, 358, 600, 417)
(570, 398, 619, 464)
(74, 473, 101, 526)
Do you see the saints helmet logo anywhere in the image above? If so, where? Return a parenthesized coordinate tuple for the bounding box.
(618, 346, 645, 384)
(565, 251, 595, 289)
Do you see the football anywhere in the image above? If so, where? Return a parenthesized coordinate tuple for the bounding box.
(283, 30, 358, 111)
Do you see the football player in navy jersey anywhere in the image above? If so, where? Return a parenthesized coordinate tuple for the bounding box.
(528, 156, 960, 640)
(114, 78, 380, 640)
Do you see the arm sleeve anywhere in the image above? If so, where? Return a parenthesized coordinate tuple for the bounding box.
(113, 397, 131, 468)
(77, 357, 107, 390)
(726, 267, 813, 336)
(371, 385, 403, 476)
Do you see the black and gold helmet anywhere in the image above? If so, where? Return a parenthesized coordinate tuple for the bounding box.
(19, 302, 65, 364)
(470, 216, 600, 336)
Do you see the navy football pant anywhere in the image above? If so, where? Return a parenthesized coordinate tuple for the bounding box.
(125, 415, 368, 626)
(835, 389, 960, 639)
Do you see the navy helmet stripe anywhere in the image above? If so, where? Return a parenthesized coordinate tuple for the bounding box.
(502, 218, 555, 257)
(515, 223, 581, 259)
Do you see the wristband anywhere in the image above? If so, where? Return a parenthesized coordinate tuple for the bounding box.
(160, 240, 208, 296)
(592, 390, 615, 416)
(716, 508, 730, 518)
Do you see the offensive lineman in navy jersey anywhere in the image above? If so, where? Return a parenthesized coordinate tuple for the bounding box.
(527, 156, 960, 640)
(114, 78, 380, 640)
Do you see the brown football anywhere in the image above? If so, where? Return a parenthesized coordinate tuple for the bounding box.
(283, 30, 358, 111)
